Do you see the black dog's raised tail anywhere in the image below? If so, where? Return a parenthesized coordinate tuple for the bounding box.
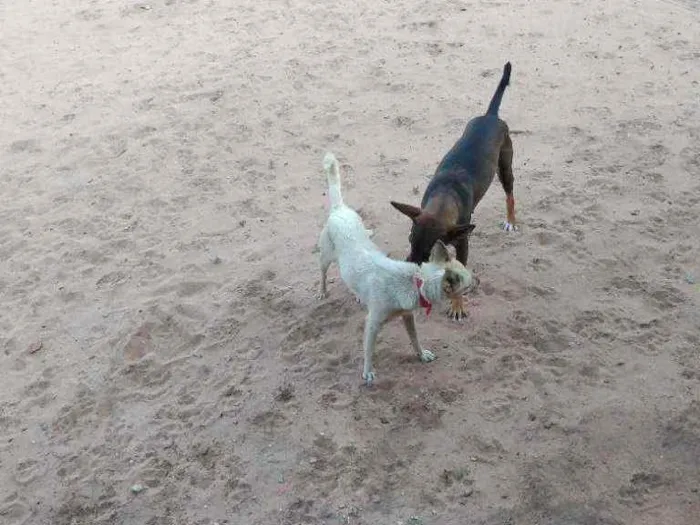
(485, 61, 512, 116)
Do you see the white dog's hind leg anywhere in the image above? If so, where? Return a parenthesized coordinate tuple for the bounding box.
(317, 226, 334, 299)
(362, 312, 383, 385)
(402, 313, 435, 363)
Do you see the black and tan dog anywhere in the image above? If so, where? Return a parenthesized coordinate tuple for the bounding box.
(390, 61, 517, 320)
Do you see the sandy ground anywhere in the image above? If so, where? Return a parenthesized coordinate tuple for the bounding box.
(1, 0, 699, 523)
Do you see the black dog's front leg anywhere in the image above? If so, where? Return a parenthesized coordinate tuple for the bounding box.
(443, 236, 468, 321)
(454, 236, 469, 266)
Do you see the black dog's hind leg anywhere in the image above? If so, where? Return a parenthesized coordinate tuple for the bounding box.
(498, 130, 517, 231)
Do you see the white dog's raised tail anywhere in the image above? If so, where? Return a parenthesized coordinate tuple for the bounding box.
(323, 152, 343, 208)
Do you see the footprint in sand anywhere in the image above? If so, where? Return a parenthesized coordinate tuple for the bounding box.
(0, 495, 31, 525)
(8, 139, 41, 154)
(680, 145, 700, 176)
(52, 388, 97, 437)
(14, 457, 47, 486)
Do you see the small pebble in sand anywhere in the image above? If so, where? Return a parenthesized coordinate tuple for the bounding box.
(27, 341, 43, 354)
(130, 484, 145, 494)
(684, 273, 695, 284)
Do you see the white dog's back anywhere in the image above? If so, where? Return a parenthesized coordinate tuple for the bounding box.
(321, 153, 413, 304)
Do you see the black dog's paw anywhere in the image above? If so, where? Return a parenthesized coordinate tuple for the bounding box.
(500, 220, 519, 232)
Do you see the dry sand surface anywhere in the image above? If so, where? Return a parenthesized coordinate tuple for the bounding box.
(1, 0, 700, 523)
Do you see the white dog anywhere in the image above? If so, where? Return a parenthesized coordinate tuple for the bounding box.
(317, 152, 474, 385)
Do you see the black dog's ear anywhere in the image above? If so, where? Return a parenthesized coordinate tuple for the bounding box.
(390, 201, 422, 221)
(444, 223, 476, 242)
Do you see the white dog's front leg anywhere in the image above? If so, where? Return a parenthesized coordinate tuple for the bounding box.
(362, 312, 382, 386)
(402, 313, 435, 363)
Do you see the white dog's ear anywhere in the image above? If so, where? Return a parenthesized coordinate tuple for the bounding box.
(390, 201, 422, 221)
(429, 240, 451, 264)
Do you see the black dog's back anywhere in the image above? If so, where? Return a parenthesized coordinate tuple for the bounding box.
(431, 117, 505, 179)
(424, 62, 512, 208)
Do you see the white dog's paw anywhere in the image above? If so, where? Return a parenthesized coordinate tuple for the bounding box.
(500, 220, 519, 232)
(316, 289, 328, 300)
(362, 371, 376, 386)
(420, 349, 436, 363)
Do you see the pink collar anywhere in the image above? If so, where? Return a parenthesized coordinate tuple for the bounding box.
(414, 277, 432, 316)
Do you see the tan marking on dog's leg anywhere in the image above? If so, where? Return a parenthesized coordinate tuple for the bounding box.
(506, 194, 516, 225)
(498, 132, 518, 232)
(501, 194, 518, 232)
(402, 313, 435, 362)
